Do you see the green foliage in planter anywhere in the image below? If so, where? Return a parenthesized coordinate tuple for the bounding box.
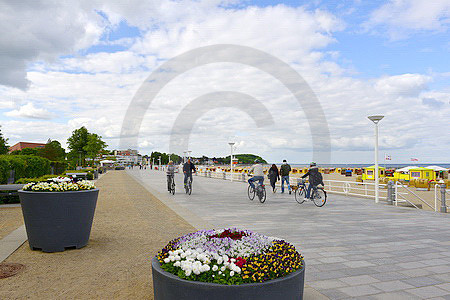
(16, 175, 60, 184)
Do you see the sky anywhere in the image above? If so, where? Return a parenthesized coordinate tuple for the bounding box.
(0, 0, 449, 164)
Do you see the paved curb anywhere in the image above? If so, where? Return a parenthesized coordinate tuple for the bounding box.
(0, 225, 27, 263)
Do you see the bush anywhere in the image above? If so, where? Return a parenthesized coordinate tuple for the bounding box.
(50, 161, 68, 175)
(0, 193, 20, 204)
(16, 175, 60, 184)
(0, 155, 51, 184)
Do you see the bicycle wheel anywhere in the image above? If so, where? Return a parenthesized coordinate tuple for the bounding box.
(171, 181, 175, 195)
(295, 187, 306, 204)
(258, 186, 266, 203)
(248, 185, 255, 200)
(312, 188, 327, 207)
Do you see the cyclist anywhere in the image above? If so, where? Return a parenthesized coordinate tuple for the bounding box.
(301, 162, 324, 201)
(166, 161, 176, 191)
(248, 159, 264, 189)
(183, 158, 196, 187)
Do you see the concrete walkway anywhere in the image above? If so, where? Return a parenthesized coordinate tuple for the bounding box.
(130, 169, 450, 300)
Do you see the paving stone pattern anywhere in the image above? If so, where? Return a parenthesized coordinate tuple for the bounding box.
(130, 169, 450, 299)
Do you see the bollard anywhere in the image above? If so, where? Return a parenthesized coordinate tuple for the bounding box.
(441, 184, 447, 213)
(387, 181, 394, 205)
(223, 172, 226, 180)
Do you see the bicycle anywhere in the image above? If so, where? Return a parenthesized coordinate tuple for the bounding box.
(294, 179, 327, 207)
(247, 177, 266, 203)
(167, 175, 175, 195)
(185, 175, 193, 195)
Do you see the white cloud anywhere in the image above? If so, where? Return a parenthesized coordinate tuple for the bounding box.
(365, 0, 450, 39)
(374, 74, 432, 97)
(5, 103, 54, 119)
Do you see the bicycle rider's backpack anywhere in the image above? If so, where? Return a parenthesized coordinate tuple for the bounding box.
(310, 170, 323, 185)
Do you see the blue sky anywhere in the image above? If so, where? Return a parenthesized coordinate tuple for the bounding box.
(0, 0, 449, 163)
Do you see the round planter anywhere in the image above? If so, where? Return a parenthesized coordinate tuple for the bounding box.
(18, 189, 99, 253)
(151, 257, 305, 300)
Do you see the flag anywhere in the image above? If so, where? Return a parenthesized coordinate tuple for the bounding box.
(411, 158, 419, 161)
(385, 154, 391, 161)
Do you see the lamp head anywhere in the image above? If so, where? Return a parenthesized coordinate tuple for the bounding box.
(368, 115, 384, 124)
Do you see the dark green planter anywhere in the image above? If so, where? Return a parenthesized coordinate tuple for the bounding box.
(152, 257, 305, 300)
(18, 189, 99, 253)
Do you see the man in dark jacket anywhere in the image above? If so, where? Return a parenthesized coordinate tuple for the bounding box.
(183, 159, 196, 186)
(280, 159, 292, 194)
(302, 162, 324, 200)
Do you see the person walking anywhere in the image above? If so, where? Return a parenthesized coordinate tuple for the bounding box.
(280, 159, 292, 194)
(268, 164, 280, 193)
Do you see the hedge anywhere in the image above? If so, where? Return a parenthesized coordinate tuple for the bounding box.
(0, 155, 51, 184)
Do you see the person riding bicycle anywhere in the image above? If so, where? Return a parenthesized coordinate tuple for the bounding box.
(301, 162, 324, 200)
(183, 158, 196, 187)
(248, 159, 264, 189)
(166, 161, 176, 191)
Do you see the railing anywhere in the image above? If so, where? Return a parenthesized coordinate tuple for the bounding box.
(394, 181, 434, 210)
(195, 169, 391, 201)
(434, 183, 450, 212)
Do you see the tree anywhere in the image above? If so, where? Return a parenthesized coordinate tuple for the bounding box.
(67, 127, 106, 166)
(39, 141, 66, 161)
(84, 133, 107, 162)
(0, 127, 9, 154)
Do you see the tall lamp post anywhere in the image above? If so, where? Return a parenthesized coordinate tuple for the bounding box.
(158, 156, 161, 171)
(368, 115, 384, 203)
(228, 142, 235, 182)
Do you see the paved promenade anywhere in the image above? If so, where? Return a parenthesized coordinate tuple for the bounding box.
(130, 169, 450, 300)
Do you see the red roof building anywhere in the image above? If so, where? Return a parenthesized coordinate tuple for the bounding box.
(9, 142, 47, 153)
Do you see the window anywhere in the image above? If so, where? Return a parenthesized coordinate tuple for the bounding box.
(411, 171, 420, 178)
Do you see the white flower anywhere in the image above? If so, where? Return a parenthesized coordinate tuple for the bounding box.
(217, 257, 223, 264)
(164, 258, 170, 263)
(185, 270, 192, 276)
(169, 255, 175, 262)
(230, 271, 235, 277)
(212, 265, 218, 272)
(201, 264, 210, 272)
(175, 255, 181, 261)
(174, 261, 180, 267)
(218, 271, 222, 275)
(220, 266, 226, 272)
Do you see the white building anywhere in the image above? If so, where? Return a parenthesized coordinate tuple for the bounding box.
(113, 149, 142, 165)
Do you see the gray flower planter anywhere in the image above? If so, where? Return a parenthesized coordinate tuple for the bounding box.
(152, 257, 305, 300)
(18, 189, 99, 253)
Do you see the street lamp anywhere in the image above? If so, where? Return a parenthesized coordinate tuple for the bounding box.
(228, 142, 235, 182)
(158, 156, 161, 171)
(368, 115, 384, 204)
(152, 157, 155, 169)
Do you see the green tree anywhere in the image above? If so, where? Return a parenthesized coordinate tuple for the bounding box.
(0, 128, 9, 154)
(83, 133, 107, 162)
(67, 127, 106, 166)
(39, 141, 66, 161)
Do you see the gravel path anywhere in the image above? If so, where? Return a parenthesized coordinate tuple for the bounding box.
(0, 171, 195, 299)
